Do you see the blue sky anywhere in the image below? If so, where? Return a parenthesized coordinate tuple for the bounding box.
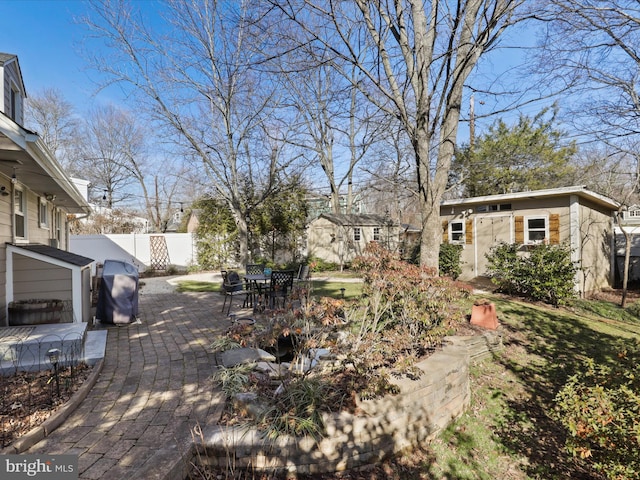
(2, 1, 537, 121)
(0, 1, 103, 110)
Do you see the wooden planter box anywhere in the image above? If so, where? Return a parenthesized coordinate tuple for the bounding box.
(8, 299, 64, 326)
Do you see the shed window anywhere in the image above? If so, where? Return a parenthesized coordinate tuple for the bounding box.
(373, 227, 381, 241)
(353, 227, 361, 242)
(525, 216, 548, 244)
(449, 221, 465, 243)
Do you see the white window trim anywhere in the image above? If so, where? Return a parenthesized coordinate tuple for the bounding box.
(14, 187, 26, 239)
(353, 227, 361, 242)
(39, 196, 49, 229)
(448, 220, 465, 244)
(373, 227, 381, 241)
(524, 215, 549, 244)
(9, 80, 22, 122)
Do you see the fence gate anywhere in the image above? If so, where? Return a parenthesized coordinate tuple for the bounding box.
(149, 236, 170, 270)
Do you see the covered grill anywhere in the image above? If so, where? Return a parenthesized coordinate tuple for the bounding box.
(96, 260, 139, 324)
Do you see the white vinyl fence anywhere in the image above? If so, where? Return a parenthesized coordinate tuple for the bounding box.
(70, 233, 196, 273)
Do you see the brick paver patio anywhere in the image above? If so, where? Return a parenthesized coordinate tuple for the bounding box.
(25, 281, 230, 479)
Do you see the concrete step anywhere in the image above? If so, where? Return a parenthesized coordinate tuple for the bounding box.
(0, 323, 104, 375)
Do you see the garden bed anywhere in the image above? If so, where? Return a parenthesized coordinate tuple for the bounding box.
(0, 363, 91, 448)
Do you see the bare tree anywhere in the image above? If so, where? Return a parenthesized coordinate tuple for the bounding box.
(75, 104, 142, 209)
(536, 1, 640, 302)
(279, 58, 384, 214)
(82, 0, 301, 264)
(537, 1, 640, 141)
(361, 125, 420, 226)
(24, 88, 79, 173)
(272, 0, 522, 269)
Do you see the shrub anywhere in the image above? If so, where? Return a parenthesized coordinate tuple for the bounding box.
(307, 256, 340, 272)
(554, 339, 640, 479)
(439, 243, 463, 279)
(626, 300, 640, 319)
(351, 242, 471, 345)
(485, 242, 577, 306)
(257, 376, 329, 440)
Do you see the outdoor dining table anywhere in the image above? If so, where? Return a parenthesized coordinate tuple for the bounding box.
(244, 273, 270, 309)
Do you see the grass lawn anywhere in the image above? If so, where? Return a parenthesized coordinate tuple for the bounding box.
(326, 294, 640, 480)
(422, 295, 640, 480)
(176, 277, 363, 299)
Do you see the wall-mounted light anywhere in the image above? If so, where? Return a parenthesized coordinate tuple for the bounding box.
(11, 168, 17, 184)
(0, 186, 9, 197)
(45, 193, 56, 201)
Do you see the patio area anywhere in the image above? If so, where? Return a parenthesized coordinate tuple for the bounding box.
(4, 273, 231, 480)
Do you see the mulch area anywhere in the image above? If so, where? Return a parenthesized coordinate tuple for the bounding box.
(0, 363, 91, 448)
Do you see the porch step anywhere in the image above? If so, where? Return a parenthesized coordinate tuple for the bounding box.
(0, 323, 97, 375)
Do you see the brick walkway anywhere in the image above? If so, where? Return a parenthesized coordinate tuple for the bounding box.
(26, 284, 231, 479)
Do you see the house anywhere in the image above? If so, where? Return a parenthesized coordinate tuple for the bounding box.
(306, 192, 365, 219)
(307, 213, 399, 266)
(614, 205, 640, 284)
(440, 186, 619, 295)
(0, 52, 92, 326)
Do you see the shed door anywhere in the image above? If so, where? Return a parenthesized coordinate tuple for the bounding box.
(475, 216, 511, 277)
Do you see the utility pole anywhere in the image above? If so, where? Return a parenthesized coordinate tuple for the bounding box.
(469, 94, 475, 151)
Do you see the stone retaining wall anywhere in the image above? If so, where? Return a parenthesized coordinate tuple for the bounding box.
(196, 331, 502, 476)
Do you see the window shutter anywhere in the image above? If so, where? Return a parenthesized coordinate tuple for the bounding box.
(465, 219, 473, 244)
(515, 216, 524, 244)
(442, 220, 449, 244)
(549, 213, 560, 244)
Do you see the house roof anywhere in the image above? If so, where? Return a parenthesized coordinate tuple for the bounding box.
(441, 186, 619, 211)
(0, 53, 26, 97)
(8, 243, 94, 267)
(316, 213, 393, 226)
(0, 52, 88, 214)
(0, 111, 90, 214)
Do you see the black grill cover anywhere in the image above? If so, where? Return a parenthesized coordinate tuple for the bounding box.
(96, 260, 139, 324)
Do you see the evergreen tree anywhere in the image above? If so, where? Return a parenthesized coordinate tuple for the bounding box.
(453, 107, 578, 197)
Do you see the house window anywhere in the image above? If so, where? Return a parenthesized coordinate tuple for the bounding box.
(52, 209, 62, 246)
(373, 227, 381, 241)
(14, 189, 25, 238)
(489, 203, 512, 212)
(353, 227, 361, 242)
(449, 221, 465, 243)
(525, 216, 548, 244)
(10, 89, 17, 121)
(39, 197, 49, 228)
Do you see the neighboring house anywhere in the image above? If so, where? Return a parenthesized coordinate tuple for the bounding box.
(0, 52, 92, 325)
(307, 213, 398, 266)
(614, 205, 640, 284)
(440, 186, 619, 295)
(306, 192, 365, 219)
(186, 208, 201, 233)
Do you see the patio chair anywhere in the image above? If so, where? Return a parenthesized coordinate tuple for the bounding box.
(221, 270, 253, 315)
(246, 264, 265, 275)
(266, 270, 295, 310)
(295, 264, 310, 283)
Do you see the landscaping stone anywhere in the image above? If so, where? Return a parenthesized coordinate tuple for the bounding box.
(220, 348, 276, 368)
(198, 334, 504, 476)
